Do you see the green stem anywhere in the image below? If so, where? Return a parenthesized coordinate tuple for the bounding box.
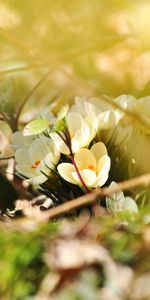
(70, 155, 90, 194)
(58, 128, 97, 216)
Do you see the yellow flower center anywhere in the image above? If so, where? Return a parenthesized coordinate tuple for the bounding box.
(31, 160, 41, 169)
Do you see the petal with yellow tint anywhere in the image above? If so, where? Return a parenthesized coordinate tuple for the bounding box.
(57, 163, 76, 184)
(99, 110, 117, 129)
(90, 142, 108, 162)
(93, 171, 109, 188)
(72, 169, 96, 187)
(97, 155, 111, 174)
(71, 124, 90, 153)
(84, 115, 99, 142)
(74, 148, 96, 170)
(50, 132, 69, 154)
(66, 112, 85, 137)
(93, 155, 111, 187)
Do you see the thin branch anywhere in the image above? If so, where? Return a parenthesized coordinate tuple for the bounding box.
(0, 111, 14, 131)
(45, 173, 150, 219)
(0, 156, 14, 160)
(15, 69, 53, 124)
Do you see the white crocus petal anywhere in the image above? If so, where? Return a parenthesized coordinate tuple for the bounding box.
(15, 148, 32, 165)
(72, 169, 96, 187)
(50, 132, 69, 155)
(57, 163, 76, 184)
(71, 124, 90, 153)
(52, 142, 61, 161)
(73, 96, 101, 117)
(93, 156, 111, 187)
(16, 164, 48, 185)
(134, 97, 150, 125)
(73, 97, 122, 130)
(74, 148, 96, 170)
(15, 137, 60, 184)
(37, 153, 53, 174)
(90, 142, 108, 162)
(29, 174, 48, 185)
(12, 131, 34, 150)
(84, 115, 99, 142)
(16, 165, 36, 178)
(114, 95, 136, 111)
(99, 110, 118, 129)
(51, 100, 100, 155)
(29, 137, 51, 162)
(93, 172, 109, 188)
(97, 155, 111, 174)
(66, 109, 99, 153)
(17, 165, 46, 185)
(50, 112, 91, 154)
(66, 111, 85, 137)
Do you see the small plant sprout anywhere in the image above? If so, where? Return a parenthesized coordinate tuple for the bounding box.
(106, 181, 138, 214)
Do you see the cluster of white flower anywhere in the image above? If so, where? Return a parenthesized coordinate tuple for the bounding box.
(12, 97, 122, 191)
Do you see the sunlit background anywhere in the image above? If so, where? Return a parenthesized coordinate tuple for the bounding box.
(1, 0, 150, 106)
(0, 0, 150, 176)
(0, 2, 150, 299)
(0, 1, 150, 176)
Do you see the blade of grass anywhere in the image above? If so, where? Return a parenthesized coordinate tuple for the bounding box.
(15, 69, 53, 124)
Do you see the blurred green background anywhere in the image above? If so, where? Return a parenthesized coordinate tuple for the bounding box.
(1, 0, 150, 177)
(1, 0, 150, 114)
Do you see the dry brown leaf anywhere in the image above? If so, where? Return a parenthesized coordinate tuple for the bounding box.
(44, 237, 133, 300)
(131, 272, 150, 300)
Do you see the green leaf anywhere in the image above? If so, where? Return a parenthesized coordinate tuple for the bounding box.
(106, 182, 138, 214)
(0, 77, 16, 119)
(23, 119, 51, 136)
(57, 105, 69, 121)
(51, 105, 69, 134)
(54, 119, 66, 133)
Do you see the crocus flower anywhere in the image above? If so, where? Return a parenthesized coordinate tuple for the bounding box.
(50, 110, 99, 154)
(115, 95, 150, 124)
(15, 136, 60, 185)
(73, 96, 122, 129)
(57, 142, 111, 188)
(71, 96, 101, 118)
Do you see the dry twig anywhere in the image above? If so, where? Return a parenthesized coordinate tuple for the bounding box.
(46, 173, 150, 219)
